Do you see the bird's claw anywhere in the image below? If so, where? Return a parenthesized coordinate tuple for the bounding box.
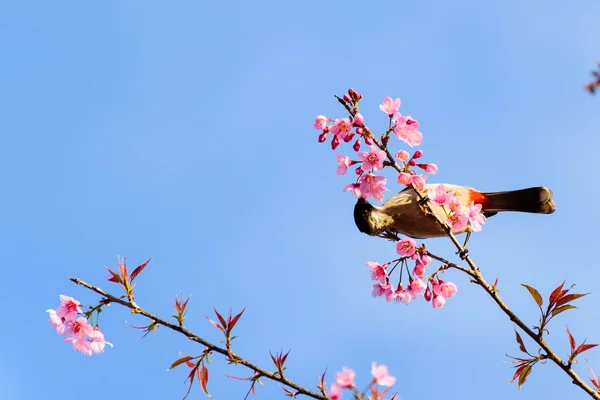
(418, 196, 430, 206)
(379, 231, 400, 241)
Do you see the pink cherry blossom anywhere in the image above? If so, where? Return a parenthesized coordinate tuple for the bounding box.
(63, 317, 94, 339)
(379, 97, 401, 117)
(336, 367, 356, 389)
(354, 113, 364, 126)
(371, 363, 396, 387)
(46, 309, 66, 334)
(395, 150, 409, 162)
(358, 173, 388, 202)
(447, 211, 469, 231)
(89, 328, 113, 354)
(331, 118, 352, 140)
(56, 295, 82, 322)
(393, 116, 423, 147)
(372, 282, 393, 298)
(411, 174, 426, 190)
(439, 281, 458, 299)
(397, 172, 412, 186)
(409, 278, 427, 296)
(420, 253, 432, 266)
(428, 185, 454, 206)
(343, 183, 362, 198)
(314, 115, 330, 130)
(432, 295, 446, 308)
(65, 336, 93, 356)
(396, 238, 416, 257)
(336, 155, 353, 175)
(328, 383, 343, 400)
(448, 197, 463, 213)
(389, 288, 415, 304)
(467, 201, 487, 232)
(420, 163, 438, 174)
(358, 145, 386, 172)
(412, 262, 425, 277)
(367, 261, 388, 282)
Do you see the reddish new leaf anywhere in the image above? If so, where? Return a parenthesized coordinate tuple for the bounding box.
(106, 268, 122, 284)
(518, 365, 533, 390)
(549, 282, 566, 307)
(515, 329, 529, 354)
(229, 307, 246, 330)
(555, 293, 588, 308)
(169, 355, 194, 370)
(199, 364, 212, 398)
(521, 284, 543, 307)
(550, 304, 577, 318)
(567, 327, 576, 352)
(206, 317, 224, 333)
(575, 343, 598, 355)
(131, 258, 151, 282)
(510, 364, 527, 384)
(214, 308, 227, 330)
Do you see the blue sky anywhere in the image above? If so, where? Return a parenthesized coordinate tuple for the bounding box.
(1, 1, 600, 399)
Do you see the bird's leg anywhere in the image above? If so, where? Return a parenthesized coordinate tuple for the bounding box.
(457, 231, 471, 260)
(379, 231, 400, 242)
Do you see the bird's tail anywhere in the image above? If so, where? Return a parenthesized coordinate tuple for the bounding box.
(482, 186, 556, 214)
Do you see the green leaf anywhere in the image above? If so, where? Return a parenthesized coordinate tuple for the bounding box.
(521, 284, 543, 307)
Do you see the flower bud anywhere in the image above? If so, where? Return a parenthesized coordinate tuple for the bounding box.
(343, 132, 355, 143)
(424, 287, 432, 301)
(382, 135, 389, 147)
(348, 88, 359, 100)
(409, 159, 416, 166)
(343, 94, 352, 103)
(413, 150, 423, 159)
(318, 132, 328, 143)
(364, 136, 373, 145)
(353, 139, 361, 152)
(331, 135, 341, 150)
(356, 127, 364, 135)
(355, 166, 362, 175)
(354, 113, 364, 126)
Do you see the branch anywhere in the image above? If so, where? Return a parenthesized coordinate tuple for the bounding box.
(69, 277, 328, 400)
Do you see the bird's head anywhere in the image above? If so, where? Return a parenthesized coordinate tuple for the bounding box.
(354, 197, 376, 235)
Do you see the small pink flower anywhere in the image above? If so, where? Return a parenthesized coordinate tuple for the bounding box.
(328, 383, 343, 400)
(395, 150, 409, 162)
(343, 183, 362, 198)
(379, 97, 401, 116)
(336, 155, 353, 175)
(371, 363, 396, 387)
(314, 115, 330, 130)
(420, 253, 432, 266)
(467, 201, 487, 232)
(354, 113, 364, 126)
(411, 174, 426, 190)
(358, 145, 386, 172)
(420, 163, 438, 174)
(428, 185, 454, 206)
(331, 118, 352, 140)
(372, 282, 393, 298)
(56, 295, 82, 322)
(412, 262, 425, 277)
(396, 238, 416, 257)
(393, 116, 422, 147)
(409, 278, 427, 296)
(65, 336, 93, 356)
(448, 197, 462, 213)
(336, 367, 356, 389)
(46, 309, 66, 334)
(358, 173, 388, 202)
(89, 328, 113, 354)
(397, 172, 412, 186)
(447, 211, 469, 231)
(367, 261, 388, 282)
(439, 281, 458, 299)
(64, 317, 94, 339)
(389, 288, 414, 304)
(432, 295, 446, 308)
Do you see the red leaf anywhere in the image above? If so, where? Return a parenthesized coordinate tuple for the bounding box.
(514, 329, 529, 354)
(106, 268, 122, 284)
(521, 284, 543, 307)
(576, 343, 598, 355)
(518, 365, 533, 390)
(131, 258, 151, 282)
(206, 317, 224, 333)
(549, 282, 566, 307)
(229, 307, 246, 330)
(550, 304, 577, 317)
(510, 364, 527, 384)
(567, 326, 576, 352)
(214, 308, 227, 330)
(198, 364, 212, 398)
(169, 355, 195, 370)
(555, 293, 588, 308)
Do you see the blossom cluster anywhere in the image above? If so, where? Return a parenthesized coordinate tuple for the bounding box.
(429, 184, 486, 232)
(46, 295, 112, 356)
(329, 362, 398, 400)
(369, 238, 458, 308)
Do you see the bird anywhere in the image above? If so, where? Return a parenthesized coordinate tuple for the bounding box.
(353, 184, 555, 247)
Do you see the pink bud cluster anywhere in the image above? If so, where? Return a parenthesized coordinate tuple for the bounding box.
(46, 295, 112, 356)
(329, 362, 398, 400)
(314, 89, 435, 203)
(368, 239, 458, 308)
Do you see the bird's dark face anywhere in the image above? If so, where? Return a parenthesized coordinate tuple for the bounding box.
(354, 198, 375, 235)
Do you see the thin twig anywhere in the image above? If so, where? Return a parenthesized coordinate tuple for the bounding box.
(69, 277, 328, 400)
